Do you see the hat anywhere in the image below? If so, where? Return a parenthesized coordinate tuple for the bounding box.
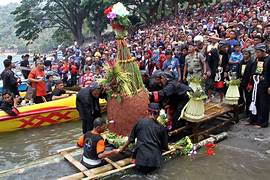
(255, 43, 266, 52)
(219, 40, 228, 47)
(242, 48, 252, 55)
(89, 82, 100, 90)
(148, 103, 160, 112)
(194, 35, 204, 43)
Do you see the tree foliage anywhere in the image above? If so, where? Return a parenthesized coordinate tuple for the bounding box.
(12, 0, 88, 45)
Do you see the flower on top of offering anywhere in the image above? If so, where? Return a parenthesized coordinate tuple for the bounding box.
(104, 2, 131, 39)
(187, 75, 203, 92)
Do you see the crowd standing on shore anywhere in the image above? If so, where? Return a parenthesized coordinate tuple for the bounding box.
(0, 0, 269, 129)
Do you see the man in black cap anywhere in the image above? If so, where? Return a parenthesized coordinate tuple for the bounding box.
(120, 103, 169, 174)
(76, 82, 106, 133)
(0, 59, 20, 96)
(150, 70, 191, 130)
(248, 43, 270, 128)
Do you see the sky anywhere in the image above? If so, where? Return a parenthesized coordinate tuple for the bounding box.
(0, 0, 21, 6)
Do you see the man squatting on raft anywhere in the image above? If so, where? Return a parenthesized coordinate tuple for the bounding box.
(120, 103, 169, 174)
(77, 117, 120, 168)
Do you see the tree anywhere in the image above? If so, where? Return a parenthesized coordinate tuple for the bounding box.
(81, 0, 118, 42)
(12, 0, 89, 45)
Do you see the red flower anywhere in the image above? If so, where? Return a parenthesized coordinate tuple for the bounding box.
(205, 143, 216, 149)
(207, 148, 215, 156)
(104, 6, 112, 15)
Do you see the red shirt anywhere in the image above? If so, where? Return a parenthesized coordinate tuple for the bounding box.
(28, 68, 46, 97)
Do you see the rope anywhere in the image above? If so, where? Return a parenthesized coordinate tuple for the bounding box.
(249, 75, 260, 115)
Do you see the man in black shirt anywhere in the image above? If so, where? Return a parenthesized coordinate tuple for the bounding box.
(20, 54, 30, 79)
(150, 70, 191, 130)
(1, 59, 20, 96)
(0, 91, 20, 116)
(120, 103, 169, 174)
(51, 80, 68, 100)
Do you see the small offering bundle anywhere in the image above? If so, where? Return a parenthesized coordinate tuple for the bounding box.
(182, 88, 207, 120)
(225, 73, 241, 105)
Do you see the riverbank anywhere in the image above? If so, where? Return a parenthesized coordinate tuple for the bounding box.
(1, 118, 270, 180)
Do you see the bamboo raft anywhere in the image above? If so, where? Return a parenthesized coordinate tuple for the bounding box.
(169, 102, 238, 142)
(56, 132, 228, 180)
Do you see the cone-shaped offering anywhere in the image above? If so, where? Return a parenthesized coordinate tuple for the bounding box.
(103, 2, 149, 135)
(225, 73, 240, 105)
(183, 88, 207, 120)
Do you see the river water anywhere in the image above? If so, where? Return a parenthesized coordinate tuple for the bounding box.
(1, 119, 270, 180)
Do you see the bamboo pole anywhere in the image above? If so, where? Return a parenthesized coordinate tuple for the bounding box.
(104, 158, 121, 169)
(82, 148, 177, 180)
(58, 158, 132, 180)
(57, 146, 79, 153)
(60, 151, 92, 177)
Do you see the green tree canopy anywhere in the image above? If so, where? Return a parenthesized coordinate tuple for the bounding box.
(12, 0, 89, 45)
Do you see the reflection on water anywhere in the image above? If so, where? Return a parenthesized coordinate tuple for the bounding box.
(0, 121, 82, 170)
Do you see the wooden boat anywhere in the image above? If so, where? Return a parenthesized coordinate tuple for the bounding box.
(0, 95, 107, 133)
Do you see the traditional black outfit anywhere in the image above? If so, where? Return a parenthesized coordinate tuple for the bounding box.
(152, 72, 191, 129)
(76, 83, 104, 133)
(239, 54, 256, 115)
(128, 117, 168, 173)
(249, 44, 270, 127)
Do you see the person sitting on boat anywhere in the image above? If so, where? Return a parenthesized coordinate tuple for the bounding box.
(28, 60, 47, 104)
(51, 80, 70, 101)
(0, 59, 20, 96)
(76, 82, 106, 134)
(45, 74, 54, 100)
(0, 91, 20, 116)
(120, 103, 169, 174)
(150, 70, 191, 130)
(77, 117, 120, 169)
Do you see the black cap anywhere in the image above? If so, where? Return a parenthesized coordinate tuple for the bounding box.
(89, 82, 100, 90)
(255, 43, 266, 52)
(148, 103, 160, 112)
(219, 40, 228, 47)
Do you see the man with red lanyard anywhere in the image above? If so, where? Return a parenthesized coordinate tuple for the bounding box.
(28, 60, 47, 104)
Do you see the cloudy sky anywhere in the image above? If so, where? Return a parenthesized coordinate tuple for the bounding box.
(0, 0, 21, 6)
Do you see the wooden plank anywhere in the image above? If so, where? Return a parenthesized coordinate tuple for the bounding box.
(82, 148, 177, 180)
(168, 126, 188, 136)
(104, 158, 121, 169)
(60, 151, 92, 177)
(58, 158, 132, 180)
(82, 164, 135, 180)
(57, 146, 79, 153)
